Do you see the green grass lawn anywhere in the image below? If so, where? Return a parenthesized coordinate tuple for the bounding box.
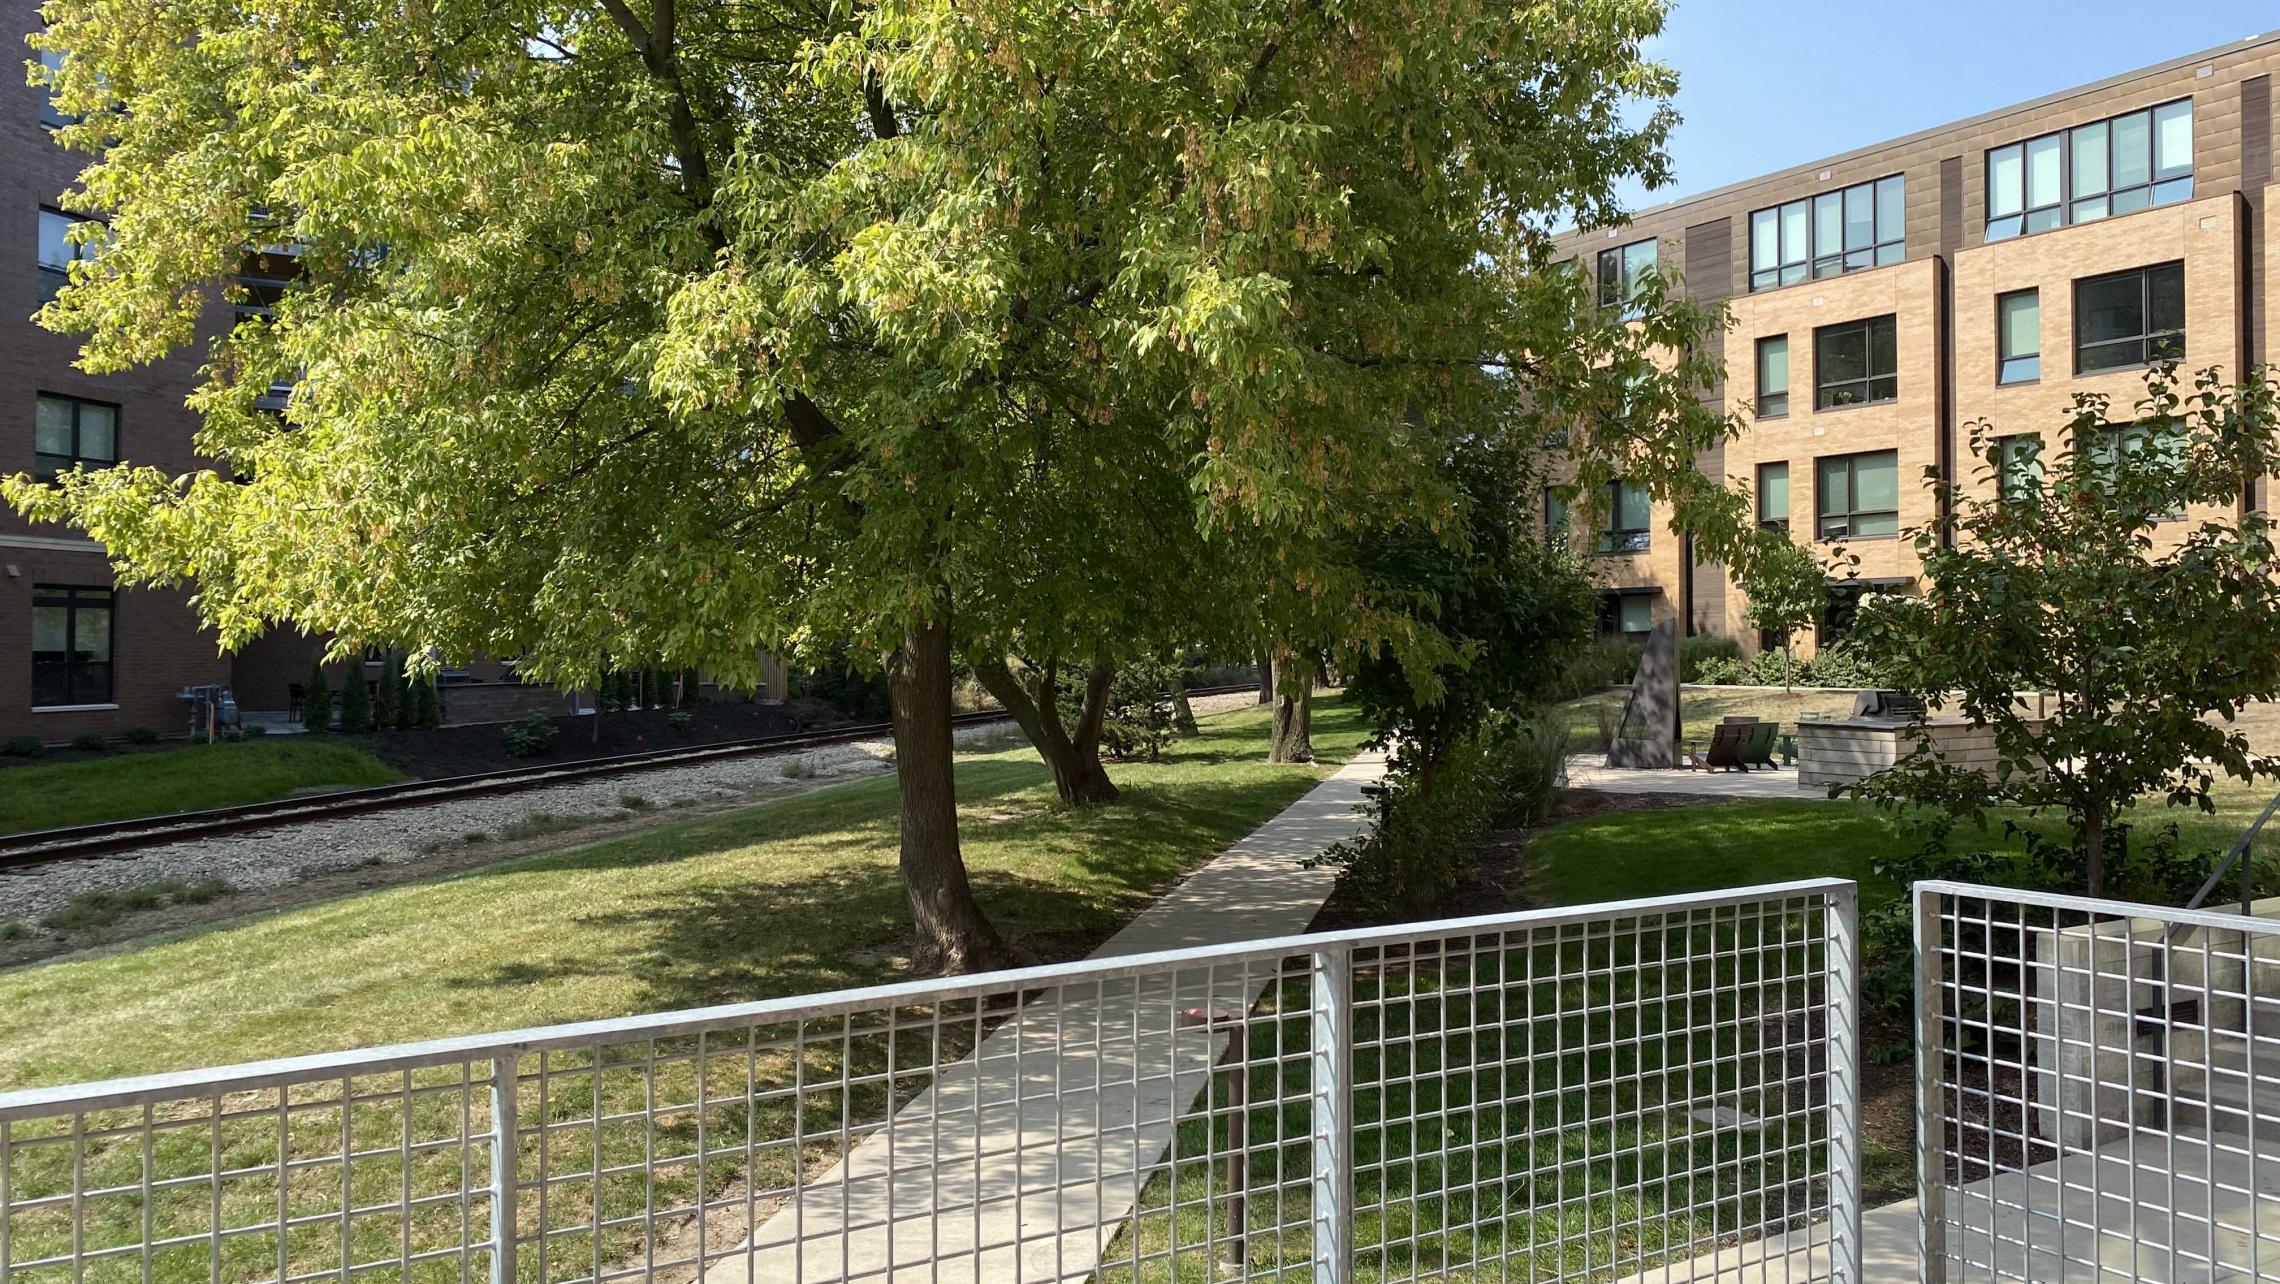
(0, 697, 1368, 1284)
(0, 737, 403, 836)
(1524, 801, 1914, 912)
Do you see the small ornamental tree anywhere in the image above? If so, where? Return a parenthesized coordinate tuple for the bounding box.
(301, 659, 332, 733)
(1850, 367, 2280, 897)
(1742, 538, 1844, 692)
(411, 676, 444, 730)
(338, 661, 373, 732)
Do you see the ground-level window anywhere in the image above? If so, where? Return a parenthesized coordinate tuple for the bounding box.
(1815, 450, 1900, 539)
(1599, 592, 1655, 642)
(34, 392, 117, 481)
(1821, 583, 1868, 644)
(31, 584, 113, 707)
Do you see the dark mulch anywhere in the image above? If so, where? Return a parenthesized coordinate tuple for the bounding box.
(354, 699, 821, 779)
(1309, 787, 1726, 932)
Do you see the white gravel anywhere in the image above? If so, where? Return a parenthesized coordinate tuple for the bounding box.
(0, 689, 1267, 926)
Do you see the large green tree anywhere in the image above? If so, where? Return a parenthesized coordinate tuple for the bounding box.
(1851, 368, 2280, 897)
(15, 0, 1740, 969)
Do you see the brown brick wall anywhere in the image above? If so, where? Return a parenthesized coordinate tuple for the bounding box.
(1549, 34, 2280, 663)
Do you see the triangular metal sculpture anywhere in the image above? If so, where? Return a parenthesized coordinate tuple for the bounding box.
(1605, 618, 1680, 769)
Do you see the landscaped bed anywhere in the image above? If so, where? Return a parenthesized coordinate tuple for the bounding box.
(351, 696, 808, 778)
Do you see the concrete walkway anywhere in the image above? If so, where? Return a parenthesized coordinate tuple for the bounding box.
(705, 748, 1388, 1284)
(1562, 754, 1839, 801)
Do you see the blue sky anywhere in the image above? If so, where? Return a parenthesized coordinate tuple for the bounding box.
(1616, 1, 2275, 214)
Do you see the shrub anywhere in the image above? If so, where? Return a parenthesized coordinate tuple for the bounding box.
(374, 656, 403, 729)
(1314, 712, 1569, 914)
(1553, 637, 1639, 699)
(1678, 634, 1743, 683)
(70, 732, 108, 753)
(411, 676, 443, 728)
(793, 659, 890, 721)
(666, 709, 694, 732)
(243, 723, 268, 737)
(302, 658, 333, 732)
(502, 713, 559, 758)
(124, 725, 160, 745)
(2, 735, 43, 758)
(1089, 658, 1178, 762)
(339, 666, 373, 732)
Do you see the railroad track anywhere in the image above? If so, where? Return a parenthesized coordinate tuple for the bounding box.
(0, 683, 1263, 872)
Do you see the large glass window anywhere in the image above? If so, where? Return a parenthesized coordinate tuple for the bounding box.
(1597, 479, 1652, 554)
(31, 584, 113, 708)
(1816, 451, 1900, 539)
(1995, 434, 2042, 501)
(2075, 262, 2184, 374)
(1757, 462, 1790, 533)
(1543, 489, 1570, 545)
(1814, 315, 1899, 409)
(37, 209, 103, 304)
(1997, 290, 2041, 384)
(34, 394, 117, 481)
(1756, 335, 1789, 418)
(1599, 592, 1655, 642)
(1986, 99, 2193, 240)
(1596, 239, 1657, 316)
(37, 47, 74, 128)
(1748, 175, 1904, 292)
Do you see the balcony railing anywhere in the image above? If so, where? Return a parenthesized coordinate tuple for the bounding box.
(0, 880, 1862, 1284)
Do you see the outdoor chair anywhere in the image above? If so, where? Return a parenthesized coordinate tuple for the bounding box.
(1686, 721, 1751, 772)
(1738, 720, 1780, 769)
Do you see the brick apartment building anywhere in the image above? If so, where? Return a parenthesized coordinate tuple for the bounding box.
(1552, 31, 2280, 658)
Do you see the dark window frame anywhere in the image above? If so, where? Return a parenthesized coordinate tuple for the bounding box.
(36, 207, 104, 304)
(1985, 98, 2194, 241)
(1747, 174, 1905, 293)
(1815, 449, 1902, 541)
(1595, 238, 1657, 317)
(1814, 315, 1900, 411)
(1755, 334, 1790, 419)
(1596, 478, 1652, 555)
(1598, 591, 1656, 643)
(2073, 261, 2185, 375)
(31, 583, 114, 708)
(1996, 289, 2041, 385)
(33, 392, 119, 482)
(1756, 461, 1791, 533)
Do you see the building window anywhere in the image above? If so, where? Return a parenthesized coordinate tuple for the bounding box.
(1994, 434, 2042, 501)
(2075, 262, 2184, 374)
(1814, 315, 1899, 409)
(34, 394, 117, 481)
(1816, 450, 1900, 539)
(1755, 335, 1789, 418)
(31, 584, 113, 708)
(1543, 489, 1570, 545)
(1996, 290, 2040, 385)
(1597, 479, 1651, 554)
(37, 47, 75, 128)
(37, 209, 103, 304)
(2080, 423, 2186, 517)
(1747, 175, 1904, 292)
(1757, 462, 1790, 533)
(1986, 99, 2193, 241)
(1600, 592, 1655, 642)
(1596, 238, 1657, 316)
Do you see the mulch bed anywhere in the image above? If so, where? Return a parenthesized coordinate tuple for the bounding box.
(355, 699, 816, 779)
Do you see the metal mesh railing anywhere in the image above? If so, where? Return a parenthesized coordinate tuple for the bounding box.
(1917, 880, 2280, 1284)
(0, 878, 1859, 1284)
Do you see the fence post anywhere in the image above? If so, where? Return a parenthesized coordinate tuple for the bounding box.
(1913, 886, 1946, 1284)
(1827, 883, 1864, 1284)
(1310, 945, 1353, 1284)
(490, 1055, 519, 1284)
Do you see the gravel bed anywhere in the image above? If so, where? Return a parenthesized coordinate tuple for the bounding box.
(0, 690, 1265, 926)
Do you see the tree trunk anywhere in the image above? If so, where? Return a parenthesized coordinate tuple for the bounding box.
(886, 616, 1007, 974)
(1269, 652, 1314, 764)
(1257, 653, 1275, 704)
(1170, 670, 1199, 736)
(968, 652, 1120, 805)
(2081, 803, 2107, 900)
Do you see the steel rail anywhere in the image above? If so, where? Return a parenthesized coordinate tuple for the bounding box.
(0, 683, 1261, 872)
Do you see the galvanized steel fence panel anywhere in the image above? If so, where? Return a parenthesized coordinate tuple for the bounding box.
(0, 879, 1858, 1284)
(1917, 879, 2280, 1284)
